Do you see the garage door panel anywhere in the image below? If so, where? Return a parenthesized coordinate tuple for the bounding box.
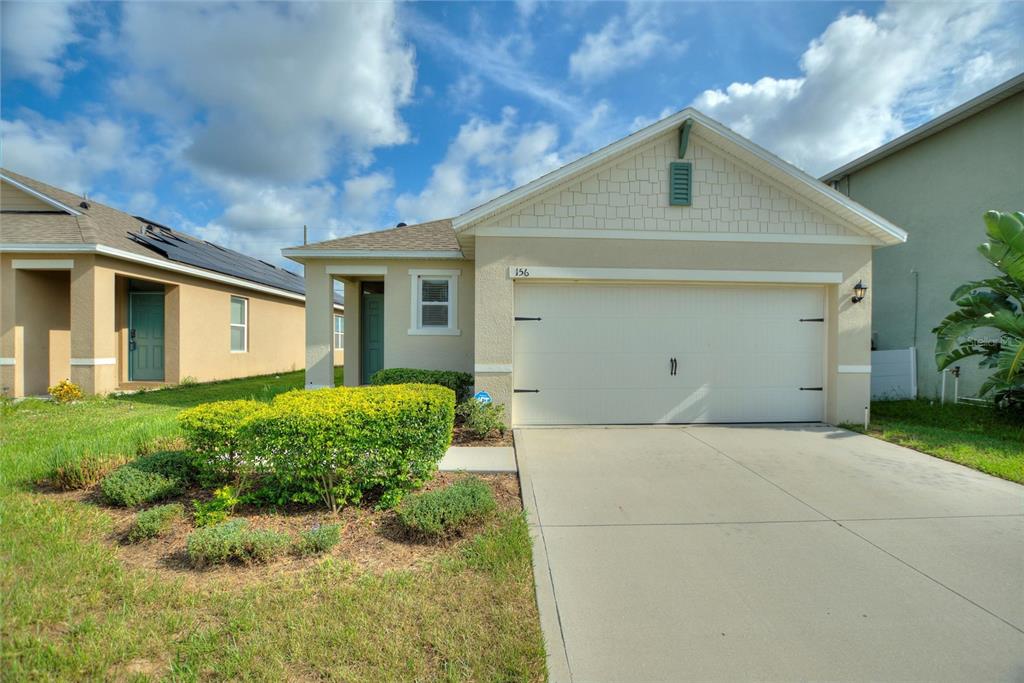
(513, 283, 826, 425)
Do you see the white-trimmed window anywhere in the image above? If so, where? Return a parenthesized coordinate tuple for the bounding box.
(333, 314, 345, 349)
(230, 296, 248, 352)
(409, 269, 460, 335)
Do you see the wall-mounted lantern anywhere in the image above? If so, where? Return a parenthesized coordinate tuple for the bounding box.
(852, 280, 868, 304)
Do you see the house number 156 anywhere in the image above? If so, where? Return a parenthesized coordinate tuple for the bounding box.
(513, 267, 530, 277)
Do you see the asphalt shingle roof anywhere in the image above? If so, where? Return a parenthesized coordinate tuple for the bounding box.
(290, 218, 460, 253)
(0, 168, 325, 300)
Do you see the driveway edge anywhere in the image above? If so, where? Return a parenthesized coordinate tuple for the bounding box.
(515, 429, 572, 683)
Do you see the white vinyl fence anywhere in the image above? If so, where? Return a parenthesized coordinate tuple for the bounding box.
(871, 348, 917, 400)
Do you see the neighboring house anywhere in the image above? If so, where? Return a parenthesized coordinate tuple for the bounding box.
(0, 169, 343, 398)
(822, 73, 1024, 400)
(286, 109, 905, 426)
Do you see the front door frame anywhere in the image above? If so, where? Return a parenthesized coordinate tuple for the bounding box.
(360, 282, 385, 384)
(128, 290, 165, 381)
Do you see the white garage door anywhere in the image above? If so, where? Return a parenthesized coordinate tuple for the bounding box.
(513, 283, 825, 425)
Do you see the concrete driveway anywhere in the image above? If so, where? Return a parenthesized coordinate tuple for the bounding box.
(516, 425, 1024, 682)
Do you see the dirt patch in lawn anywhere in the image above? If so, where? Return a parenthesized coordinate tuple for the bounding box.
(451, 425, 514, 447)
(45, 473, 522, 587)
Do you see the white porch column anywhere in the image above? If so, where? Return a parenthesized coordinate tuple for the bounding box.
(304, 261, 335, 389)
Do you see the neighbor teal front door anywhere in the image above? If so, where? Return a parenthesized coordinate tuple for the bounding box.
(129, 292, 164, 381)
(361, 290, 384, 384)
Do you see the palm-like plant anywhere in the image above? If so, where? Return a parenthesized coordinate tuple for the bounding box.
(933, 210, 1024, 408)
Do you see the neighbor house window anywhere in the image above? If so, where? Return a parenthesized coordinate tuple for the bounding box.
(408, 269, 459, 335)
(230, 296, 248, 352)
(334, 314, 345, 349)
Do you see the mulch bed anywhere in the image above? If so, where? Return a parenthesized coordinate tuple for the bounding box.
(451, 425, 514, 447)
(44, 472, 522, 587)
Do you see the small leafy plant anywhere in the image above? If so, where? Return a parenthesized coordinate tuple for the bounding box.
(48, 379, 83, 404)
(132, 449, 198, 484)
(128, 503, 184, 542)
(100, 466, 181, 507)
(456, 399, 508, 439)
(186, 519, 291, 567)
(396, 477, 497, 539)
(193, 486, 240, 527)
(294, 523, 342, 556)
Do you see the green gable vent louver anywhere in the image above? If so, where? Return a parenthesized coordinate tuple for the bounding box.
(669, 161, 692, 206)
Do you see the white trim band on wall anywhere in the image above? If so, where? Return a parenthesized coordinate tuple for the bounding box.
(325, 265, 388, 276)
(12, 258, 74, 270)
(837, 365, 871, 374)
(475, 364, 513, 374)
(477, 226, 878, 246)
(0, 358, 15, 366)
(508, 266, 844, 284)
(70, 357, 117, 366)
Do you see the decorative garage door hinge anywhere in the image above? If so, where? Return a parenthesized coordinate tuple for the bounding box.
(799, 387, 824, 391)
(514, 389, 540, 393)
(514, 316, 542, 321)
(799, 318, 825, 322)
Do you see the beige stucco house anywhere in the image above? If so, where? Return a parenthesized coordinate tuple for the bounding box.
(0, 169, 343, 398)
(285, 109, 906, 426)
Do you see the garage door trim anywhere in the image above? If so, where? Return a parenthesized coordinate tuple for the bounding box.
(508, 266, 844, 284)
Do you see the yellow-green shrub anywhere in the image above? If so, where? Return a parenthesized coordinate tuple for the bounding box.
(178, 400, 270, 484)
(245, 384, 455, 512)
(48, 379, 83, 404)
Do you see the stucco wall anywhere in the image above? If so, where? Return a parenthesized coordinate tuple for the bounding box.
(301, 258, 474, 389)
(1, 252, 317, 397)
(14, 269, 70, 395)
(479, 128, 858, 238)
(473, 236, 873, 425)
(835, 91, 1024, 398)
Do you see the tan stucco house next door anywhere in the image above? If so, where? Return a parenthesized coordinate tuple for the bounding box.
(285, 109, 907, 426)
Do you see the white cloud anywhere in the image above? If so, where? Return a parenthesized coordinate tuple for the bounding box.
(0, 115, 153, 194)
(569, 4, 675, 83)
(0, 1, 80, 95)
(118, 2, 416, 183)
(693, 1, 1024, 176)
(395, 108, 564, 223)
(342, 172, 395, 224)
(448, 74, 485, 107)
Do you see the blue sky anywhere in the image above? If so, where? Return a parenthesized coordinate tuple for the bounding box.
(2, 1, 1022, 265)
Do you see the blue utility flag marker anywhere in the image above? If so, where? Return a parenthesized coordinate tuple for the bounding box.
(474, 391, 492, 404)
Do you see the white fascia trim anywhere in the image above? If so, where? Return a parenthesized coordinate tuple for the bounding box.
(325, 265, 387, 276)
(837, 365, 872, 373)
(0, 358, 15, 366)
(0, 243, 306, 302)
(283, 249, 464, 260)
(452, 109, 906, 246)
(12, 258, 74, 269)
(70, 357, 116, 366)
(476, 226, 878, 245)
(0, 174, 83, 215)
(508, 266, 844, 284)
(475, 364, 512, 374)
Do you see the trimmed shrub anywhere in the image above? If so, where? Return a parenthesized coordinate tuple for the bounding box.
(132, 449, 198, 484)
(128, 503, 184, 542)
(51, 453, 131, 490)
(456, 399, 508, 439)
(396, 477, 497, 539)
(186, 519, 291, 567)
(100, 465, 181, 507)
(246, 384, 455, 512)
(294, 524, 342, 556)
(178, 400, 271, 484)
(370, 368, 475, 403)
(48, 379, 83, 404)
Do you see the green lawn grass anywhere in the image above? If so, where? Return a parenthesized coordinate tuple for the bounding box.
(0, 369, 546, 681)
(845, 400, 1024, 484)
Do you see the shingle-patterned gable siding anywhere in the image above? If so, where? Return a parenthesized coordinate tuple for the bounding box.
(476, 129, 858, 237)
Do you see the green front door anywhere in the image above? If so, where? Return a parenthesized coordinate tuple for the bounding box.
(129, 292, 165, 381)
(360, 288, 384, 384)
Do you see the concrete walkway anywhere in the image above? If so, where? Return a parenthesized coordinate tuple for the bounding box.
(517, 425, 1024, 682)
(438, 445, 517, 473)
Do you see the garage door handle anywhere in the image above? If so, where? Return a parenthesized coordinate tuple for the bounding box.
(670, 357, 677, 376)
(514, 389, 540, 393)
(799, 386, 823, 391)
(515, 316, 542, 321)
